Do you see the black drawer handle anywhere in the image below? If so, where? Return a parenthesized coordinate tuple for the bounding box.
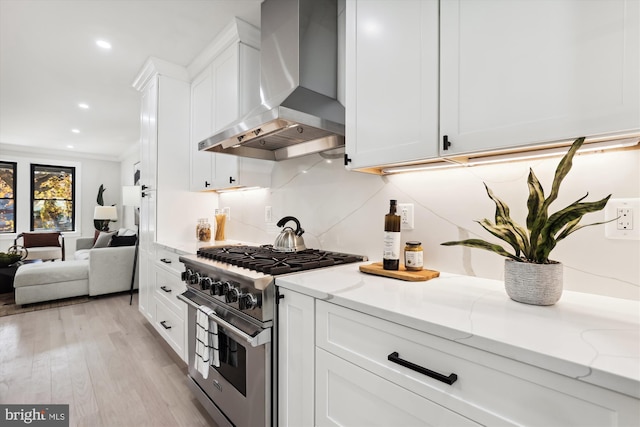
(388, 352, 458, 385)
(160, 258, 172, 264)
(160, 320, 172, 330)
(160, 285, 171, 293)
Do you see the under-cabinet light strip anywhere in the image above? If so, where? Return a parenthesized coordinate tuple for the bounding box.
(382, 137, 639, 174)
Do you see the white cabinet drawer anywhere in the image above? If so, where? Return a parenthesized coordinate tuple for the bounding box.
(154, 247, 184, 275)
(154, 297, 185, 360)
(316, 347, 478, 427)
(316, 301, 637, 426)
(153, 265, 186, 313)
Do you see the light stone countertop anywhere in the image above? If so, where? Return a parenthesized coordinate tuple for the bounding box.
(275, 262, 640, 399)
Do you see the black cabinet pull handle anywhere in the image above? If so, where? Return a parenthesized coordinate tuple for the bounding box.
(229, 176, 236, 184)
(443, 135, 452, 150)
(205, 181, 210, 187)
(160, 258, 171, 264)
(388, 352, 457, 385)
(160, 286, 171, 293)
(160, 320, 172, 330)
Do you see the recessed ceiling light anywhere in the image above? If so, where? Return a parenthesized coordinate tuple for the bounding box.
(71, 129, 80, 134)
(67, 145, 74, 149)
(96, 40, 111, 49)
(78, 103, 89, 109)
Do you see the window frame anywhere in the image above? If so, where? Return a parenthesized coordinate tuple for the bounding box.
(0, 161, 17, 234)
(30, 163, 76, 232)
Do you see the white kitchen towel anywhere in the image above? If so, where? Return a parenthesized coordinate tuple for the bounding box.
(195, 306, 216, 378)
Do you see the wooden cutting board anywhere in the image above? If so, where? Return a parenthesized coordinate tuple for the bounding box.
(359, 262, 440, 282)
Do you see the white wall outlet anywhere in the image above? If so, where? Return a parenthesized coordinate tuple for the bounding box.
(398, 203, 414, 230)
(265, 206, 273, 223)
(605, 198, 640, 240)
(223, 207, 231, 221)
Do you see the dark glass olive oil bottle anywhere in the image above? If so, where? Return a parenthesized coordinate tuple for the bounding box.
(383, 199, 401, 270)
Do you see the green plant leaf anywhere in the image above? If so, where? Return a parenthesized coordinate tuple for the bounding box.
(534, 194, 611, 262)
(556, 218, 616, 241)
(528, 137, 585, 259)
(526, 169, 544, 231)
(547, 137, 585, 206)
(441, 239, 522, 261)
(477, 219, 524, 257)
(483, 184, 531, 254)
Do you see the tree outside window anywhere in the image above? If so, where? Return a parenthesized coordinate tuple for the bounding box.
(31, 164, 75, 231)
(0, 161, 16, 233)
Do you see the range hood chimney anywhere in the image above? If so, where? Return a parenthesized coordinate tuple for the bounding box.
(198, 0, 344, 161)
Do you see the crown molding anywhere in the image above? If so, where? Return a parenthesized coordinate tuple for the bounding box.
(132, 57, 189, 91)
(187, 17, 260, 79)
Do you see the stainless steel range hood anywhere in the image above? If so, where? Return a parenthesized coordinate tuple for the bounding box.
(198, 0, 344, 161)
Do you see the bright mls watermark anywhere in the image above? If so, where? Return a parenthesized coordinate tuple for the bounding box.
(1, 405, 69, 426)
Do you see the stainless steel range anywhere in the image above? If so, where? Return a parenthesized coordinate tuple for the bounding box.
(178, 245, 366, 427)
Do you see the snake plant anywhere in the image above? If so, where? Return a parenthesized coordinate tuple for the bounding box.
(442, 137, 612, 264)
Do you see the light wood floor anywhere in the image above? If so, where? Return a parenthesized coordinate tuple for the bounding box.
(0, 292, 218, 427)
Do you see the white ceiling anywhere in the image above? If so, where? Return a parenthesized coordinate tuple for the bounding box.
(0, 0, 262, 160)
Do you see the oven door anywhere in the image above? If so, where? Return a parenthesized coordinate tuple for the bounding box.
(179, 291, 271, 427)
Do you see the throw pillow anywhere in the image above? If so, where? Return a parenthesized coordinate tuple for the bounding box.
(93, 231, 116, 248)
(117, 228, 137, 237)
(108, 235, 137, 247)
(22, 232, 61, 248)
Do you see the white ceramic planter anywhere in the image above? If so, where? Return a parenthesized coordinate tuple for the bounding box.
(504, 259, 563, 306)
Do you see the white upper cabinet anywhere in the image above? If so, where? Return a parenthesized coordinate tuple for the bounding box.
(344, 0, 439, 170)
(440, 0, 640, 156)
(345, 0, 639, 171)
(190, 64, 214, 189)
(189, 19, 273, 191)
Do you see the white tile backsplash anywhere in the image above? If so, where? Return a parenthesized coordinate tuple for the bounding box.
(220, 149, 640, 300)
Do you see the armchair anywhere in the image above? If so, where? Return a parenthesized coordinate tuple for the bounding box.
(14, 232, 65, 261)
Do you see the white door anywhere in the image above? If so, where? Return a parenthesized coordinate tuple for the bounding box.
(345, 0, 439, 169)
(190, 66, 214, 191)
(440, 0, 640, 156)
(278, 288, 315, 427)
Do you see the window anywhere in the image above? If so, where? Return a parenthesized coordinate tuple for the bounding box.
(31, 164, 75, 231)
(0, 161, 17, 233)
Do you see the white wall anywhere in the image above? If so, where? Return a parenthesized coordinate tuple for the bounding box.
(0, 145, 123, 257)
(219, 148, 640, 301)
(120, 144, 140, 230)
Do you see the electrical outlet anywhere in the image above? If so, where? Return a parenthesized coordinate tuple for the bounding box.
(605, 198, 639, 240)
(617, 207, 632, 230)
(265, 206, 272, 223)
(223, 207, 231, 221)
(398, 203, 414, 230)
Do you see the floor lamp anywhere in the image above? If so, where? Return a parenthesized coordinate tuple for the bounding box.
(122, 185, 141, 305)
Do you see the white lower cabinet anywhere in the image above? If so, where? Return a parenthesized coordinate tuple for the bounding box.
(277, 288, 315, 427)
(278, 288, 639, 426)
(150, 249, 187, 362)
(315, 347, 477, 427)
(315, 301, 638, 426)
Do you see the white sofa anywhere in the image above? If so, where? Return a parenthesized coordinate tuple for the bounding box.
(75, 236, 139, 296)
(13, 231, 138, 305)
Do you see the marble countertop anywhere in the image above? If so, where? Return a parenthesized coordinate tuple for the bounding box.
(155, 239, 249, 255)
(276, 262, 640, 399)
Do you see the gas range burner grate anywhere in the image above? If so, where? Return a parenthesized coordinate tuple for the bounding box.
(197, 245, 365, 275)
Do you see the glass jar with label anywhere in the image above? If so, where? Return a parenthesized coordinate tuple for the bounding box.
(404, 241, 423, 271)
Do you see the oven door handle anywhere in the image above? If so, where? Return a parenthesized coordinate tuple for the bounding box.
(178, 293, 271, 348)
